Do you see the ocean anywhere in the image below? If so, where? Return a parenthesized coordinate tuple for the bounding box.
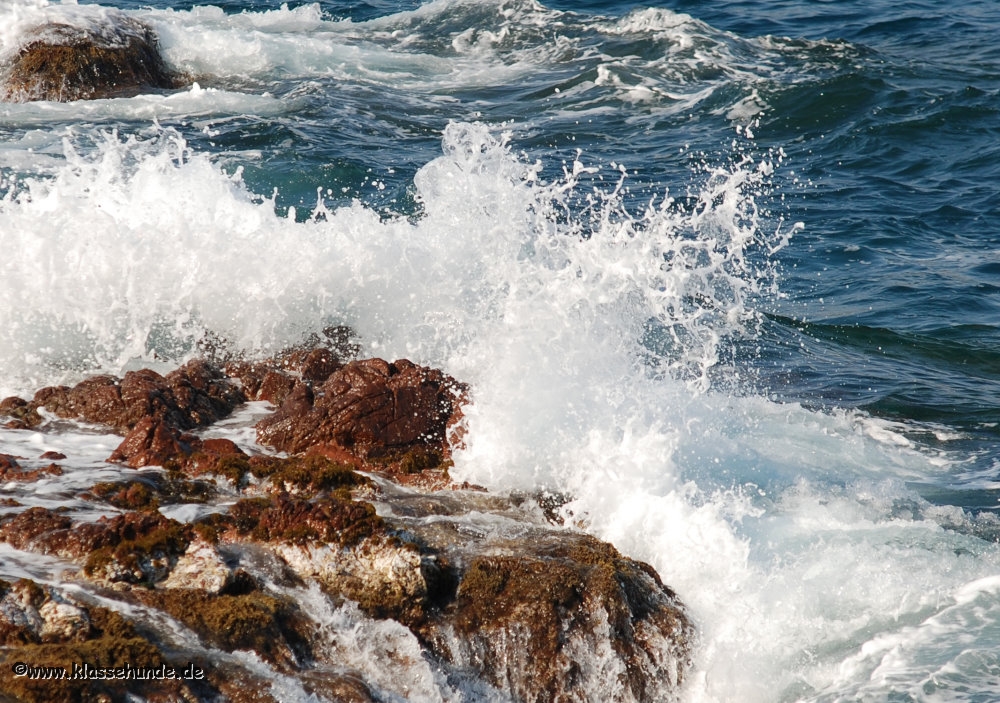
(2, 0, 1000, 700)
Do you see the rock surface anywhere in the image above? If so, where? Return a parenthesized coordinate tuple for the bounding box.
(0, 17, 180, 103)
(0, 351, 693, 702)
(256, 357, 468, 468)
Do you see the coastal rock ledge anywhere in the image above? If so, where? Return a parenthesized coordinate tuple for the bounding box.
(0, 349, 693, 702)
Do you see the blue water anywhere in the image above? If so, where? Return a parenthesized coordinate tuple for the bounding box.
(3, 0, 1000, 700)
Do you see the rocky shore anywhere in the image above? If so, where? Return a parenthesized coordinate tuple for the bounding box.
(0, 332, 693, 702)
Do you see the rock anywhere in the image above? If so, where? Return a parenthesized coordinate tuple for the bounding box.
(0, 396, 42, 428)
(161, 540, 234, 594)
(79, 511, 193, 587)
(431, 533, 693, 703)
(0, 506, 73, 551)
(107, 415, 193, 468)
(26, 360, 245, 469)
(0, 508, 193, 586)
(132, 588, 311, 668)
(256, 358, 468, 467)
(38, 599, 91, 642)
(33, 360, 245, 434)
(0, 356, 694, 702)
(276, 539, 428, 623)
(87, 480, 160, 511)
(258, 369, 298, 405)
(0, 458, 63, 482)
(0, 17, 180, 103)
(225, 493, 384, 548)
(0, 578, 202, 703)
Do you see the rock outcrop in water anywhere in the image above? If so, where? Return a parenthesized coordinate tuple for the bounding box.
(0, 17, 181, 103)
(256, 357, 468, 469)
(0, 348, 693, 702)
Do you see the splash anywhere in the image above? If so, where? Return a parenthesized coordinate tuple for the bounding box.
(0, 120, 785, 395)
(4, 117, 995, 703)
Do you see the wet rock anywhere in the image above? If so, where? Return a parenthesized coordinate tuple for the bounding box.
(0, 355, 693, 702)
(225, 493, 384, 548)
(107, 415, 193, 468)
(244, 454, 370, 495)
(0, 579, 204, 703)
(0, 458, 63, 482)
(427, 533, 693, 703)
(0, 509, 194, 586)
(0, 396, 42, 428)
(39, 450, 67, 460)
(161, 539, 234, 594)
(256, 358, 468, 467)
(276, 538, 428, 623)
(133, 588, 311, 668)
(224, 328, 358, 402)
(32, 360, 245, 434)
(79, 511, 193, 587)
(0, 17, 181, 103)
(0, 506, 73, 551)
(27, 360, 245, 469)
(85, 474, 215, 512)
(258, 369, 299, 405)
(87, 480, 160, 511)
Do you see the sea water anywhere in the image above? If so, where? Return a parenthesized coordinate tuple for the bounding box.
(2, 0, 1000, 701)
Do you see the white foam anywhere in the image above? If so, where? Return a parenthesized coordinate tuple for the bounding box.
(0, 83, 286, 125)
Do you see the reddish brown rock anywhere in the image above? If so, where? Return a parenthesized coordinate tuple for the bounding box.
(0, 396, 42, 428)
(0, 459, 63, 482)
(33, 360, 245, 434)
(0, 396, 27, 414)
(185, 438, 250, 484)
(39, 450, 67, 460)
(258, 369, 298, 405)
(0, 578, 204, 702)
(107, 416, 192, 468)
(0, 507, 73, 551)
(1, 508, 192, 587)
(79, 512, 192, 586)
(32, 374, 124, 427)
(226, 494, 383, 548)
(256, 358, 467, 464)
(88, 481, 159, 511)
(0, 18, 181, 103)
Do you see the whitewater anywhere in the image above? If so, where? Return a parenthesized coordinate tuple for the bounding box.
(3, 0, 1000, 701)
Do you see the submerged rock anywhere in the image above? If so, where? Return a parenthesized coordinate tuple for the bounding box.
(0, 17, 181, 103)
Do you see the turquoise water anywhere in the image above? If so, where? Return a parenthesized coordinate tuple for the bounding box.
(3, 1, 1000, 700)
